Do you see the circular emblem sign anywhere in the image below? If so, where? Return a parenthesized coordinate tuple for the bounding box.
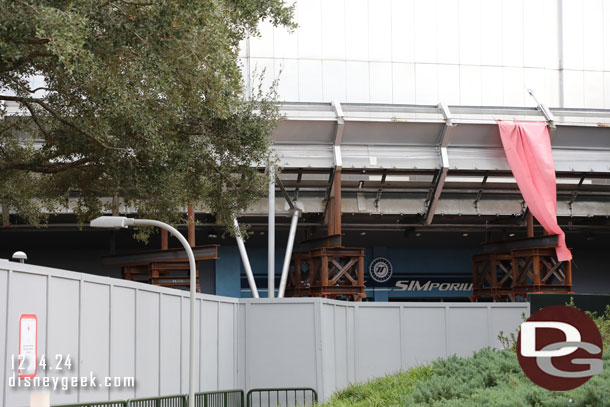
(369, 257, 393, 283)
(516, 305, 603, 391)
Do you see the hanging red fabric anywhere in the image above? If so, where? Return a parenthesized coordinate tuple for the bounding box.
(497, 121, 572, 261)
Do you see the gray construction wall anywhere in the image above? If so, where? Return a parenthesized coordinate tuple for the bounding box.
(0, 259, 529, 406)
(0, 259, 240, 407)
(239, 299, 529, 401)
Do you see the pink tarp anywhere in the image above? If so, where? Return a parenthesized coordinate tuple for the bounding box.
(497, 121, 572, 261)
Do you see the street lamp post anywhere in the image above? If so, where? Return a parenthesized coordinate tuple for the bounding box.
(90, 216, 197, 407)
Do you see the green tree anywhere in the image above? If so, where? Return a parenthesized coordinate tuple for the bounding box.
(0, 0, 294, 232)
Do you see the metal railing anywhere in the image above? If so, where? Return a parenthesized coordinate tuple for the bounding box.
(52, 388, 315, 407)
(246, 388, 317, 407)
(53, 402, 127, 407)
(193, 390, 244, 407)
(127, 394, 187, 407)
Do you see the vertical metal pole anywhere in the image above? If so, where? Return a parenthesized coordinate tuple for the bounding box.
(557, 0, 565, 108)
(278, 209, 300, 298)
(268, 165, 275, 298)
(234, 218, 260, 298)
(132, 219, 196, 407)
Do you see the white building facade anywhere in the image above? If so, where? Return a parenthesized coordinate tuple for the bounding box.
(241, 0, 610, 109)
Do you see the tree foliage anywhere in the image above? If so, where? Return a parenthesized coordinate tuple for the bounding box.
(0, 0, 294, 232)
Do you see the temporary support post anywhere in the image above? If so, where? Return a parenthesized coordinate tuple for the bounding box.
(328, 169, 342, 236)
(526, 212, 534, 238)
(161, 230, 168, 250)
(268, 165, 275, 298)
(324, 101, 344, 239)
(233, 218, 259, 298)
(278, 208, 301, 298)
(187, 205, 195, 247)
(566, 260, 573, 287)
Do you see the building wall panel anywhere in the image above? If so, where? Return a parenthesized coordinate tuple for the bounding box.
(243, 0, 608, 108)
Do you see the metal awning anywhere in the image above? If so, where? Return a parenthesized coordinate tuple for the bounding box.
(268, 102, 610, 227)
(273, 102, 610, 173)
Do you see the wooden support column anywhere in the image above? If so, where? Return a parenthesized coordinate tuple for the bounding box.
(512, 257, 519, 286)
(328, 170, 342, 237)
(526, 212, 534, 238)
(188, 205, 195, 247)
(161, 230, 168, 250)
(321, 253, 329, 288)
(490, 255, 498, 289)
(565, 260, 573, 288)
(533, 252, 541, 287)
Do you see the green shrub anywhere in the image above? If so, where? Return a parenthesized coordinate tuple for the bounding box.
(323, 305, 610, 407)
(324, 365, 432, 407)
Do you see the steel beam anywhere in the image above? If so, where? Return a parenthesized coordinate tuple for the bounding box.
(424, 155, 448, 224)
(322, 167, 336, 218)
(268, 165, 275, 298)
(278, 208, 301, 298)
(483, 235, 559, 253)
(293, 169, 303, 201)
(332, 100, 344, 146)
(234, 218, 259, 298)
(374, 170, 387, 208)
(425, 105, 456, 224)
(528, 89, 555, 128)
(101, 245, 218, 268)
(438, 102, 454, 127)
(297, 234, 343, 251)
(276, 174, 295, 210)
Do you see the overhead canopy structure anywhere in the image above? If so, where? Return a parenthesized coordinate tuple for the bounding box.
(269, 102, 610, 232)
(3, 100, 610, 232)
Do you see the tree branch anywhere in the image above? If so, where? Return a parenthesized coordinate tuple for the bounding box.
(0, 95, 126, 152)
(99, 0, 153, 8)
(2, 157, 90, 174)
(22, 100, 51, 139)
(98, 0, 119, 8)
(0, 121, 18, 136)
(24, 38, 50, 45)
(28, 87, 54, 93)
(120, 0, 154, 5)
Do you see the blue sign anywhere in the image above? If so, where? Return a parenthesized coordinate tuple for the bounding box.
(366, 257, 473, 298)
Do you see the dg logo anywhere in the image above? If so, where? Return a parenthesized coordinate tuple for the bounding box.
(517, 305, 604, 391)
